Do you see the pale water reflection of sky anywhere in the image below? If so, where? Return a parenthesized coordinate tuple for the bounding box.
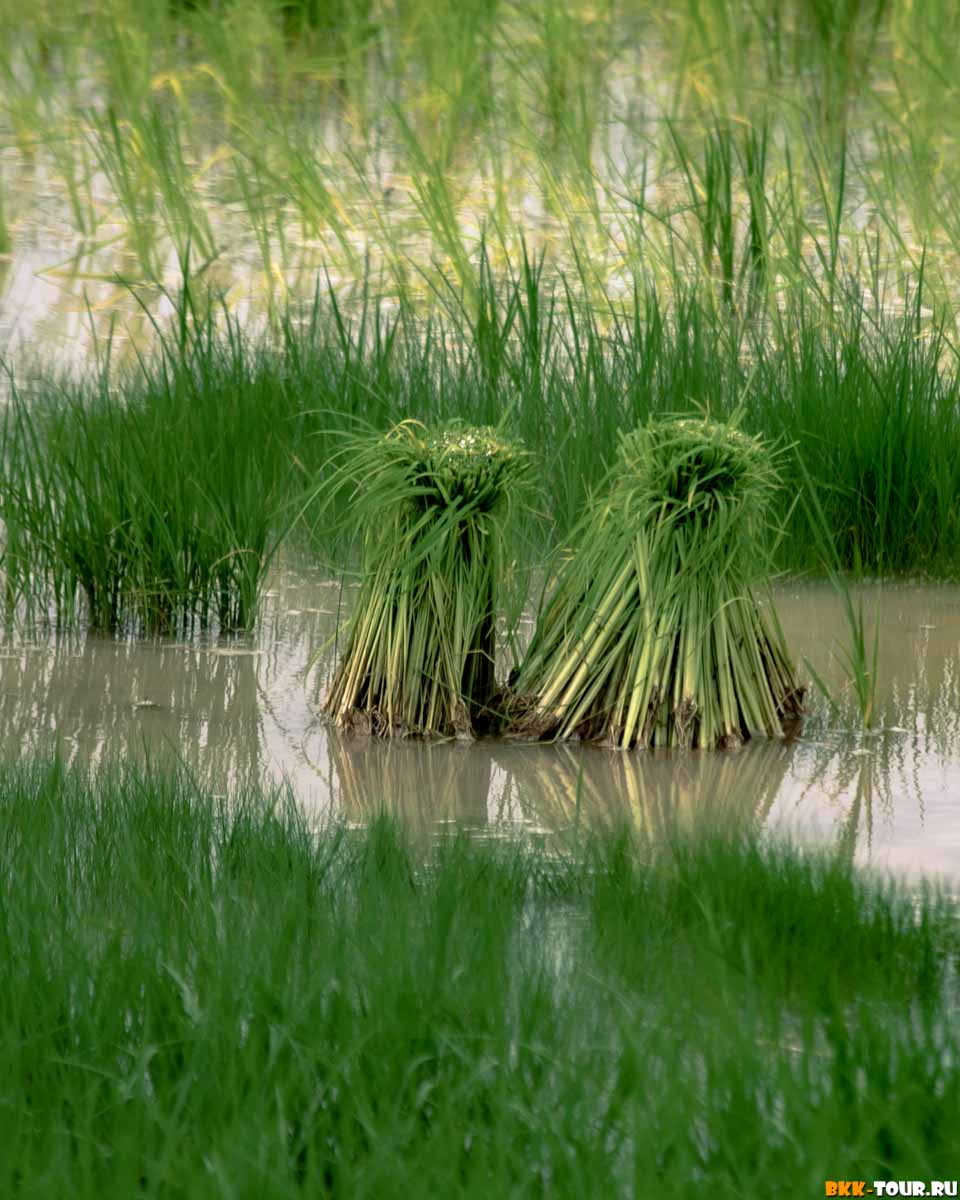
(0, 571, 958, 882)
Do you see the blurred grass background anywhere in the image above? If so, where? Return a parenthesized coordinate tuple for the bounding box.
(1, 756, 957, 1195)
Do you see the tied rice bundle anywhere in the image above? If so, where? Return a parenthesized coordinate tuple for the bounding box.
(324, 421, 527, 738)
(508, 417, 803, 749)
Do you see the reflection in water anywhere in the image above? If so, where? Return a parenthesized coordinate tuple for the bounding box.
(0, 572, 959, 878)
(491, 738, 795, 838)
(0, 632, 264, 782)
(322, 731, 796, 839)
(329, 734, 494, 829)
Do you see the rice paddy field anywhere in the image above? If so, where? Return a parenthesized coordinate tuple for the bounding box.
(4, 0, 960, 1191)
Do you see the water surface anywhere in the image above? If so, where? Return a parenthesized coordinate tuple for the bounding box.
(3, 568, 958, 879)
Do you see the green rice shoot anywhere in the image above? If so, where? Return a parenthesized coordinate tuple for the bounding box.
(323, 420, 528, 738)
(508, 416, 804, 749)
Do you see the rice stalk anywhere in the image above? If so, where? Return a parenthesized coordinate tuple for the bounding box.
(507, 416, 804, 749)
(0, 175, 9, 255)
(323, 420, 528, 738)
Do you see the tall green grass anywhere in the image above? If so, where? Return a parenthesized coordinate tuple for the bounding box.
(1, 287, 306, 632)
(8, 0, 960, 327)
(0, 174, 9, 255)
(1, 755, 958, 1195)
(3, 264, 960, 630)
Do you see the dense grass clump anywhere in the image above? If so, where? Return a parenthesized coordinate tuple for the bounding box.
(322, 420, 527, 737)
(0, 304, 302, 632)
(509, 417, 803, 748)
(4, 272, 960, 616)
(0, 756, 957, 1196)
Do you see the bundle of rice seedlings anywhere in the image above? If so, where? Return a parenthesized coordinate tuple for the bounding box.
(507, 416, 804, 749)
(323, 421, 528, 738)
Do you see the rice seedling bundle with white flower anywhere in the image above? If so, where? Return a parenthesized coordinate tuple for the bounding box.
(324, 420, 528, 738)
(507, 416, 803, 749)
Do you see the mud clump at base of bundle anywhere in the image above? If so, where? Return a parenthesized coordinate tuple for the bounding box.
(323, 421, 527, 739)
(506, 417, 804, 750)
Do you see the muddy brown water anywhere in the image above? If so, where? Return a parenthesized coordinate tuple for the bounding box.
(1, 565, 959, 880)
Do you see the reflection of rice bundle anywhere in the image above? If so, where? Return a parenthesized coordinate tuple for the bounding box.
(328, 730, 492, 829)
(508, 417, 804, 749)
(323, 421, 527, 739)
(496, 740, 795, 837)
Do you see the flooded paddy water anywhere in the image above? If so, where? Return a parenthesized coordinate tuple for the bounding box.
(2, 564, 958, 881)
(6, 12, 960, 1192)
(3, 7, 960, 368)
(4, 6, 960, 884)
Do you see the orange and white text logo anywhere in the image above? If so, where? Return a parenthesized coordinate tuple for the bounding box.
(825, 1185, 958, 1198)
